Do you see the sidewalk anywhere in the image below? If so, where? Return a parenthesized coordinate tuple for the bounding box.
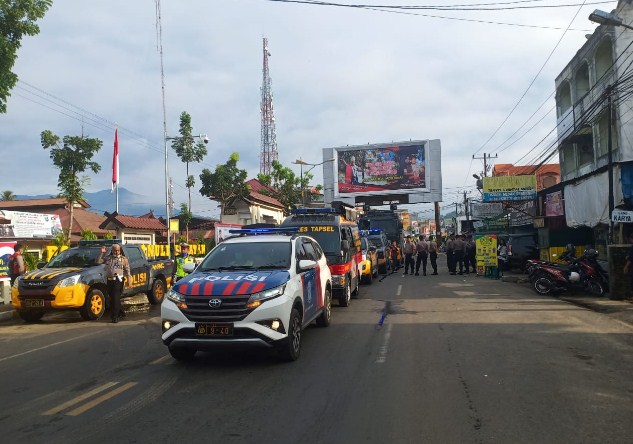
(502, 272, 633, 327)
(0, 302, 17, 322)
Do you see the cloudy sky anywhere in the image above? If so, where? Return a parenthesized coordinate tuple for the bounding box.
(0, 0, 619, 219)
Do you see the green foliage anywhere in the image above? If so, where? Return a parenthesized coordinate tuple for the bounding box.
(80, 228, 97, 240)
(50, 232, 69, 259)
(1, 190, 15, 201)
(199, 152, 250, 212)
(41, 130, 102, 239)
(178, 202, 192, 235)
(256, 160, 312, 211)
(22, 248, 39, 272)
(0, 0, 52, 113)
(102, 232, 114, 240)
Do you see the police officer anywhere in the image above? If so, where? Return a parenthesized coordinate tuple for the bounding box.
(174, 242, 195, 282)
(97, 244, 131, 323)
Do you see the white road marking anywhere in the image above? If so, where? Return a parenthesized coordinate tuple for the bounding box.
(0, 331, 101, 363)
(396, 284, 402, 297)
(376, 323, 393, 364)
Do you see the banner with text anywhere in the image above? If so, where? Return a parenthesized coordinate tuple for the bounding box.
(483, 175, 537, 202)
(0, 210, 62, 239)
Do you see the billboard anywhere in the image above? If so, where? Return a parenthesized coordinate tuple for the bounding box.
(482, 175, 537, 202)
(545, 191, 564, 217)
(334, 142, 428, 196)
(0, 210, 63, 239)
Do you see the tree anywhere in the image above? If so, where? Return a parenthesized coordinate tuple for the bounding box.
(0, 0, 52, 113)
(1, 190, 16, 201)
(199, 152, 249, 217)
(80, 228, 97, 240)
(178, 202, 192, 241)
(171, 111, 207, 220)
(257, 160, 313, 211)
(41, 130, 102, 241)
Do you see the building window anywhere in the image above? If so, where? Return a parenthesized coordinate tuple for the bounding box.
(575, 62, 590, 101)
(577, 142, 594, 167)
(595, 37, 614, 84)
(557, 82, 572, 117)
(561, 143, 576, 176)
(596, 111, 617, 158)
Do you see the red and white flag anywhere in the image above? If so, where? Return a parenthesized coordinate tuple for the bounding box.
(112, 128, 119, 191)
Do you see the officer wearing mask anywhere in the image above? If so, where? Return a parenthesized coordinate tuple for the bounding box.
(97, 243, 131, 323)
(174, 242, 195, 282)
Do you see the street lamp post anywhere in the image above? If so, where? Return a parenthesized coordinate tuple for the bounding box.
(292, 158, 335, 205)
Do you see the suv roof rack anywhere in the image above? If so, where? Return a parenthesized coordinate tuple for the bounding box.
(228, 227, 300, 237)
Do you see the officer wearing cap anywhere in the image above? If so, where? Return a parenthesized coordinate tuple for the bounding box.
(174, 242, 195, 283)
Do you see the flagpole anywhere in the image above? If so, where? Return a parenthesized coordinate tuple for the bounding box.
(113, 127, 119, 213)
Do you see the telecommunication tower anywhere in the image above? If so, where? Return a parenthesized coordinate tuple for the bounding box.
(260, 37, 278, 175)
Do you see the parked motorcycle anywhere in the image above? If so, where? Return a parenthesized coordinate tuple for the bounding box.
(528, 247, 607, 296)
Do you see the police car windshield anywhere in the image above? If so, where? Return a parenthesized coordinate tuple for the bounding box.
(47, 247, 102, 268)
(198, 242, 291, 271)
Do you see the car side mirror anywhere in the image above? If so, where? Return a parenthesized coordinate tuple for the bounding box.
(298, 259, 317, 271)
(37, 261, 47, 269)
(183, 262, 197, 273)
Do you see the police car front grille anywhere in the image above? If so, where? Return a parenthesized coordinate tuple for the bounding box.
(181, 295, 254, 322)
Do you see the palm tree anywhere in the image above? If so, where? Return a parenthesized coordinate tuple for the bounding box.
(1, 190, 16, 201)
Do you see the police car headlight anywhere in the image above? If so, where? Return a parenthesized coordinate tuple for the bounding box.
(247, 284, 286, 309)
(58, 275, 80, 288)
(167, 288, 185, 304)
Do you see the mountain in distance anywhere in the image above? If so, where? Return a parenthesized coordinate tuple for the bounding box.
(16, 188, 166, 217)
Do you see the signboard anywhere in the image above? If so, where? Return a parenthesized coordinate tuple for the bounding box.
(475, 234, 498, 271)
(0, 210, 62, 239)
(612, 209, 633, 223)
(333, 142, 429, 196)
(170, 219, 179, 232)
(482, 175, 537, 202)
(509, 200, 536, 227)
(545, 191, 564, 217)
(223, 207, 237, 215)
(471, 202, 504, 218)
(214, 222, 242, 244)
(0, 241, 17, 280)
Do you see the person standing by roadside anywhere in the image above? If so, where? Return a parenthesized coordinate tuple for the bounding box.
(464, 234, 477, 274)
(624, 233, 633, 299)
(446, 234, 456, 275)
(453, 234, 465, 275)
(428, 236, 439, 275)
(97, 244, 131, 323)
(8, 243, 26, 286)
(415, 235, 429, 276)
(174, 242, 195, 283)
(402, 235, 416, 276)
(389, 240, 400, 271)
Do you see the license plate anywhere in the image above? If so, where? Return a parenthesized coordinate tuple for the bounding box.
(24, 299, 44, 308)
(195, 323, 233, 336)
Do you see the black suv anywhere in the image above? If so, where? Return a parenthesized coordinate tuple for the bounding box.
(366, 230, 390, 274)
(506, 233, 539, 271)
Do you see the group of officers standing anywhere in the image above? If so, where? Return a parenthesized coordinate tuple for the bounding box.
(444, 233, 477, 275)
(399, 235, 439, 276)
(399, 233, 477, 277)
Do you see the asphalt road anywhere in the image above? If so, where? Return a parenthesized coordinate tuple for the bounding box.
(2, 270, 633, 444)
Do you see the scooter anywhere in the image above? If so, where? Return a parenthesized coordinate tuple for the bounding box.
(529, 251, 606, 296)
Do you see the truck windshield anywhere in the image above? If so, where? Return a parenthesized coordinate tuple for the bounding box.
(198, 242, 291, 271)
(368, 237, 383, 248)
(47, 247, 102, 268)
(301, 229, 341, 256)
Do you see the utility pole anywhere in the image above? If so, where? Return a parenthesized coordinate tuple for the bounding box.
(464, 191, 470, 222)
(434, 201, 441, 243)
(607, 84, 614, 244)
(472, 153, 498, 177)
(260, 37, 278, 175)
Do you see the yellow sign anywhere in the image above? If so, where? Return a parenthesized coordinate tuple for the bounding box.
(298, 226, 336, 233)
(170, 220, 180, 231)
(483, 175, 537, 193)
(475, 235, 498, 268)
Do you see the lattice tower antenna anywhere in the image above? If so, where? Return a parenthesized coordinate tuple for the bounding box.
(260, 37, 278, 175)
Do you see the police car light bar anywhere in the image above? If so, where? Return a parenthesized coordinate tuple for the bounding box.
(290, 208, 338, 215)
(228, 227, 300, 234)
(369, 229, 384, 234)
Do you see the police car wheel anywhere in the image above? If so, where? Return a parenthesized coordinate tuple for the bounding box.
(80, 289, 106, 321)
(339, 283, 351, 307)
(148, 279, 166, 304)
(169, 347, 196, 361)
(316, 287, 332, 327)
(279, 308, 302, 362)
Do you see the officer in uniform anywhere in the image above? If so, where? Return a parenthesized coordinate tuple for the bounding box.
(97, 244, 131, 323)
(174, 242, 195, 283)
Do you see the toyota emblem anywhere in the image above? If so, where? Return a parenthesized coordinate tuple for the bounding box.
(209, 298, 222, 308)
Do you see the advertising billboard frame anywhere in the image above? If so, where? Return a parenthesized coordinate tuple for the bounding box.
(330, 140, 431, 198)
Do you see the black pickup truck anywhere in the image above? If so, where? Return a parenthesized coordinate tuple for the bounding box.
(11, 241, 174, 322)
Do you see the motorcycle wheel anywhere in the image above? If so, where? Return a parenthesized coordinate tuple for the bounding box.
(533, 274, 554, 295)
(587, 280, 604, 296)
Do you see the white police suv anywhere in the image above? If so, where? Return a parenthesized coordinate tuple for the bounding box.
(161, 228, 333, 362)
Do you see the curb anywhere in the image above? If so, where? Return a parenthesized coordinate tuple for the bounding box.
(0, 309, 16, 322)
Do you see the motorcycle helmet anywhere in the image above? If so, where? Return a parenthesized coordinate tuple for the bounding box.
(584, 248, 598, 259)
(569, 271, 580, 282)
